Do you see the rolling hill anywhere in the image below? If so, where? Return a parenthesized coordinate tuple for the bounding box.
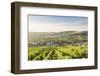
(28, 31, 88, 47)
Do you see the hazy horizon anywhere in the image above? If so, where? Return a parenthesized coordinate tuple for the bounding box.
(29, 15, 88, 32)
(29, 31, 88, 33)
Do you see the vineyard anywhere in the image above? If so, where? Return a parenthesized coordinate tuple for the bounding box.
(28, 31, 88, 60)
(28, 43, 88, 60)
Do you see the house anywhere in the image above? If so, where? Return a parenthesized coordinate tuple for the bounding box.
(46, 42, 53, 46)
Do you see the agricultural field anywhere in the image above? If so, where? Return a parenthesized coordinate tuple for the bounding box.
(28, 31, 88, 61)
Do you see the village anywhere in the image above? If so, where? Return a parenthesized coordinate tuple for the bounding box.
(29, 40, 87, 47)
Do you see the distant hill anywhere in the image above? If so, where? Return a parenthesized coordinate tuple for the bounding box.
(29, 32, 56, 42)
(29, 31, 87, 42)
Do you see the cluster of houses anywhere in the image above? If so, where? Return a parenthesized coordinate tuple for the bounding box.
(28, 40, 87, 47)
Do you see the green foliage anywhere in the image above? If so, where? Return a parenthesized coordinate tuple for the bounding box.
(28, 44, 88, 60)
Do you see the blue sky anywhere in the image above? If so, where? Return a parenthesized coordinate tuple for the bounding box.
(29, 15, 88, 32)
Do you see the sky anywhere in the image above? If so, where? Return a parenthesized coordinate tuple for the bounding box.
(28, 15, 88, 32)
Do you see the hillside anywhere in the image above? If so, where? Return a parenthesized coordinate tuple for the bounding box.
(28, 31, 88, 60)
(28, 31, 88, 47)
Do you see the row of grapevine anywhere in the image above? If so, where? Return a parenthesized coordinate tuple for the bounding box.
(28, 44, 88, 60)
